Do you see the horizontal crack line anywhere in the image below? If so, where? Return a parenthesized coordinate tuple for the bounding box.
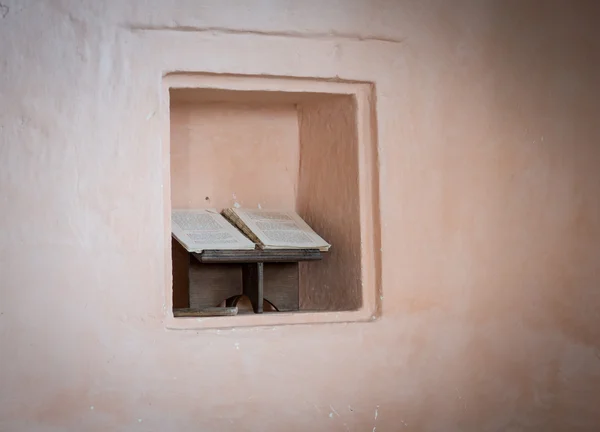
(124, 23, 405, 44)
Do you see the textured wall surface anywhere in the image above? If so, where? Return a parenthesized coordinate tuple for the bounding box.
(1, 1, 600, 431)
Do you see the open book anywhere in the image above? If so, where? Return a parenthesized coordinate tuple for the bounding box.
(222, 208, 331, 252)
(172, 209, 256, 253)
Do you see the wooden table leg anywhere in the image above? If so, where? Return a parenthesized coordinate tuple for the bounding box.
(242, 262, 264, 314)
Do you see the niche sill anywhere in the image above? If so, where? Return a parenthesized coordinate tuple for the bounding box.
(165, 309, 377, 330)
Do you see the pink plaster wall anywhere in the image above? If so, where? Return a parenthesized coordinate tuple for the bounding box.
(1, 1, 600, 431)
(297, 96, 363, 311)
(170, 97, 299, 210)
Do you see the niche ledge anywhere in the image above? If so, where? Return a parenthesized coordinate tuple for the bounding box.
(161, 72, 381, 329)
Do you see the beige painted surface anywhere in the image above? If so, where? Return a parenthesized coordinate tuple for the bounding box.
(1, 1, 600, 431)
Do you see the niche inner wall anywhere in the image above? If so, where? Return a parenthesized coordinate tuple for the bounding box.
(169, 99, 300, 210)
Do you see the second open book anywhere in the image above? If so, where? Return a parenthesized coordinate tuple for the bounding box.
(172, 208, 331, 253)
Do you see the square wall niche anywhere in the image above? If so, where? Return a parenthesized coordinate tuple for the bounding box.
(162, 73, 381, 329)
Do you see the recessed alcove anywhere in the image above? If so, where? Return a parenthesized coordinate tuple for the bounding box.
(162, 73, 380, 329)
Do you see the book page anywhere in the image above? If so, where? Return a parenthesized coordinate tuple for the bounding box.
(227, 209, 331, 251)
(172, 209, 255, 253)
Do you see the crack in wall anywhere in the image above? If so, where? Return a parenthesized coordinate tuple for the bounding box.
(123, 23, 405, 44)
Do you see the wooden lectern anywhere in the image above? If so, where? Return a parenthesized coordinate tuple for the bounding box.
(172, 238, 323, 314)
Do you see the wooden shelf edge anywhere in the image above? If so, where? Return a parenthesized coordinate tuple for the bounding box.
(193, 249, 323, 263)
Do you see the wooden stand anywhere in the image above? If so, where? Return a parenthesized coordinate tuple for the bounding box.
(172, 239, 322, 314)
